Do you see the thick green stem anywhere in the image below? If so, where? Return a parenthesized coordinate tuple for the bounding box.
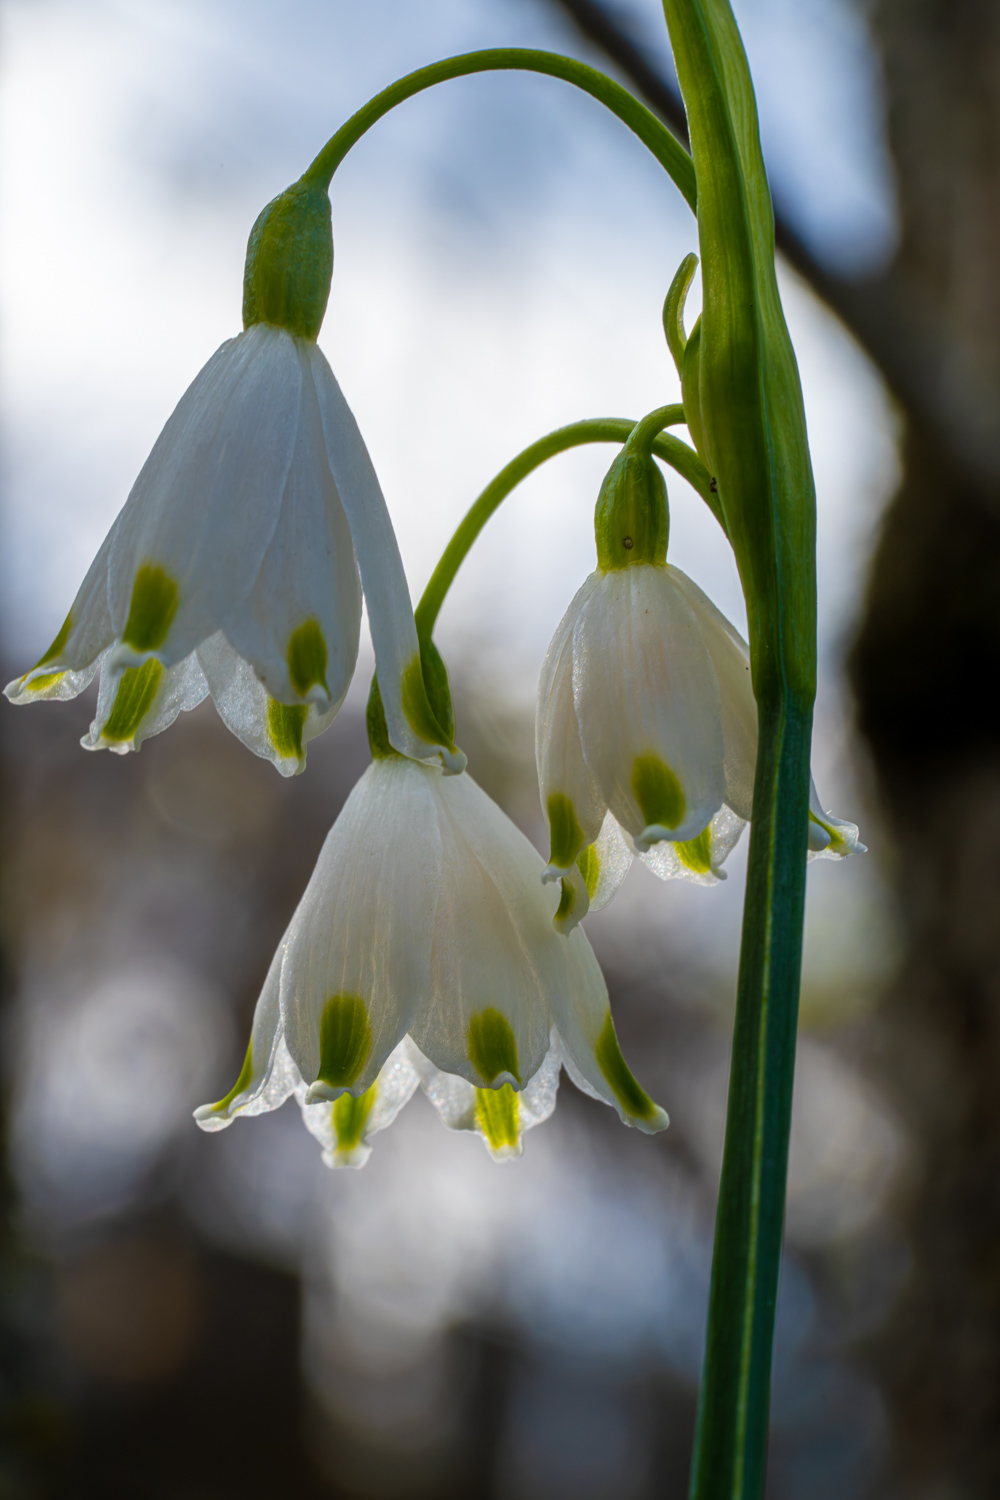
(414, 412, 720, 642)
(304, 49, 696, 212)
(689, 681, 812, 1500)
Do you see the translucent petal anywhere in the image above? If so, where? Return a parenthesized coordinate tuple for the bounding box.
(638, 803, 747, 886)
(669, 565, 757, 821)
(222, 343, 362, 714)
(573, 566, 727, 848)
(5, 525, 116, 703)
(294, 1036, 421, 1169)
(808, 780, 867, 860)
(280, 759, 442, 1097)
(197, 631, 337, 777)
(107, 325, 301, 665)
(194, 933, 298, 1130)
(407, 772, 557, 1091)
(414, 1034, 562, 1162)
(579, 810, 633, 913)
(550, 930, 669, 1135)
(82, 649, 208, 755)
(307, 345, 465, 774)
(536, 573, 606, 877)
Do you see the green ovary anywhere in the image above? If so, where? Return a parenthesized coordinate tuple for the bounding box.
(287, 619, 328, 698)
(476, 1084, 520, 1151)
(101, 660, 163, 742)
(204, 1040, 255, 1115)
(546, 792, 585, 869)
(333, 1082, 378, 1152)
(467, 1007, 521, 1086)
(595, 1013, 657, 1122)
(122, 565, 179, 652)
(317, 994, 372, 1089)
(577, 843, 601, 897)
(677, 825, 712, 874)
(632, 754, 686, 830)
(267, 698, 308, 759)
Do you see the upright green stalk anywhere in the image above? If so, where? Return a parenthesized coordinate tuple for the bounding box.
(662, 3, 817, 1497)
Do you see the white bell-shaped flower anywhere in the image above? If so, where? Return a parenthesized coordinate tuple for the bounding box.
(195, 755, 667, 1166)
(5, 175, 462, 776)
(537, 561, 864, 933)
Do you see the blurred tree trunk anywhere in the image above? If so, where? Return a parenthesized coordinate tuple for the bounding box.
(850, 3, 1000, 1496)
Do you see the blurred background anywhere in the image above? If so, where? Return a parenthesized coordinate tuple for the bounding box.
(0, 1, 994, 1496)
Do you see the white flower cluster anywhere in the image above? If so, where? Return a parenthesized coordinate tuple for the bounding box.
(7, 264, 862, 1169)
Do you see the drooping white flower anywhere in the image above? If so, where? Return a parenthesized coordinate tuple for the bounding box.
(5, 175, 462, 776)
(195, 755, 667, 1166)
(537, 561, 864, 932)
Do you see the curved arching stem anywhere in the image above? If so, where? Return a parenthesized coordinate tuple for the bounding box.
(305, 49, 697, 212)
(414, 409, 722, 643)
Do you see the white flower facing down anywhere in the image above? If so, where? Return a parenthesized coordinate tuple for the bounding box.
(537, 563, 864, 933)
(4, 324, 462, 777)
(195, 756, 667, 1166)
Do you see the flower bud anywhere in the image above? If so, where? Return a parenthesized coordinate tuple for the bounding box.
(593, 447, 669, 571)
(242, 177, 333, 341)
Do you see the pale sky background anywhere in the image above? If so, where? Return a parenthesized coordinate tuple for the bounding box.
(0, 0, 900, 997)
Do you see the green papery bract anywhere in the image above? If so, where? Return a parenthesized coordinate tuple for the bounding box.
(663, 0, 816, 694)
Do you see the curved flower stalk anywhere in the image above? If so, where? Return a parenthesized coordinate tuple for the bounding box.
(535, 433, 862, 933)
(4, 179, 462, 778)
(195, 752, 667, 1166)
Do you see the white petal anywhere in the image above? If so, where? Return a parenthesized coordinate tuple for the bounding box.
(107, 325, 302, 665)
(536, 573, 606, 877)
(551, 864, 590, 937)
(573, 566, 727, 848)
(668, 565, 757, 821)
(550, 929, 669, 1134)
(638, 802, 747, 885)
(222, 343, 362, 714)
(194, 934, 298, 1129)
(307, 344, 465, 773)
(579, 810, 634, 912)
(294, 1035, 421, 1169)
(808, 780, 867, 860)
(81, 649, 208, 755)
(5, 527, 116, 703)
(196, 631, 337, 776)
(414, 1033, 562, 1162)
(406, 772, 558, 1091)
(280, 759, 442, 1098)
